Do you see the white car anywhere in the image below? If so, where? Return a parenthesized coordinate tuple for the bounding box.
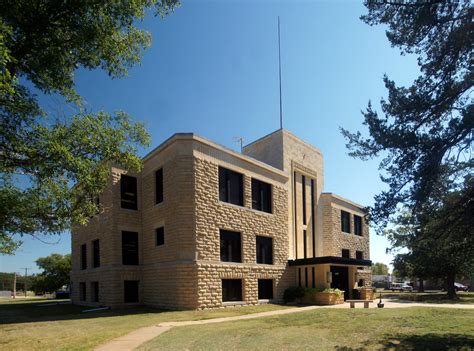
(390, 283, 413, 292)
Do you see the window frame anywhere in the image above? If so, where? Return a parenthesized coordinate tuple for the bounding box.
(222, 279, 243, 302)
(251, 178, 272, 213)
(356, 251, 364, 260)
(258, 279, 274, 300)
(156, 227, 165, 246)
(256, 236, 273, 265)
(218, 167, 244, 206)
(79, 282, 86, 301)
(341, 210, 351, 234)
(341, 249, 350, 258)
(220, 229, 242, 263)
(354, 215, 363, 236)
(124, 280, 139, 303)
(120, 174, 138, 210)
(122, 231, 139, 265)
(92, 239, 100, 268)
(80, 244, 87, 270)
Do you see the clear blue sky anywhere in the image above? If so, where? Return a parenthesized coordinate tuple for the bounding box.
(1, 0, 420, 274)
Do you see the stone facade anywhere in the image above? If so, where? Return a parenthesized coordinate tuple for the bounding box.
(71, 130, 371, 309)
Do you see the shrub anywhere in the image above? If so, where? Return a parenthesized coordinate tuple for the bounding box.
(283, 286, 305, 303)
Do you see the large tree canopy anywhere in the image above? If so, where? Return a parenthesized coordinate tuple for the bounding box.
(0, 1, 178, 254)
(341, 1, 473, 231)
(30, 253, 72, 294)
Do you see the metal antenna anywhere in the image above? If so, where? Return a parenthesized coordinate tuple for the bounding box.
(233, 136, 244, 152)
(278, 16, 283, 129)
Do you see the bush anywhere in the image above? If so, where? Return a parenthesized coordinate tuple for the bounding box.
(283, 286, 305, 303)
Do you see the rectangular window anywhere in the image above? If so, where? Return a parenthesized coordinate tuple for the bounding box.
(305, 268, 308, 288)
(251, 178, 272, 213)
(312, 267, 315, 288)
(122, 231, 139, 265)
(302, 175, 306, 224)
(356, 251, 364, 260)
(79, 282, 86, 301)
(92, 239, 100, 268)
(156, 227, 164, 246)
(220, 230, 241, 262)
(303, 230, 307, 259)
(80, 244, 87, 270)
(155, 168, 163, 204)
(354, 215, 363, 236)
(124, 280, 139, 303)
(91, 282, 99, 303)
(222, 279, 242, 302)
(298, 268, 302, 287)
(342, 249, 350, 258)
(120, 175, 138, 210)
(311, 179, 316, 257)
(258, 279, 273, 300)
(218, 167, 243, 206)
(256, 236, 273, 264)
(341, 210, 351, 233)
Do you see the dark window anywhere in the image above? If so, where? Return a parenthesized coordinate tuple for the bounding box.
(256, 236, 273, 264)
(81, 244, 87, 270)
(222, 279, 242, 302)
(311, 179, 316, 257)
(156, 227, 164, 246)
(258, 279, 273, 299)
(298, 268, 302, 287)
(220, 230, 241, 262)
(302, 175, 306, 224)
(303, 230, 307, 259)
(341, 210, 351, 233)
(312, 267, 315, 288)
(218, 167, 243, 206)
(79, 282, 86, 301)
(155, 168, 163, 204)
(251, 179, 272, 213)
(120, 175, 137, 210)
(342, 249, 350, 258)
(305, 267, 308, 288)
(356, 251, 364, 260)
(122, 231, 139, 265)
(92, 239, 100, 268)
(354, 215, 363, 236)
(91, 282, 99, 302)
(124, 280, 139, 303)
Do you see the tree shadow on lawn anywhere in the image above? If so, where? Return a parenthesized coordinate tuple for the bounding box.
(0, 299, 164, 325)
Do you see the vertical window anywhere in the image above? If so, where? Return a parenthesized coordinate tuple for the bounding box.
(155, 168, 163, 204)
(302, 175, 306, 224)
(220, 230, 241, 262)
(80, 244, 87, 270)
(122, 231, 139, 265)
(218, 167, 243, 206)
(156, 227, 165, 246)
(124, 280, 139, 303)
(354, 215, 363, 236)
(92, 239, 100, 268)
(258, 279, 273, 300)
(311, 179, 316, 257)
(251, 179, 272, 213)
(303, 230, 307, 259)
(356, 251, 364, 260)
(222, 279, 242, 302)
(120, 175, 138, 210)
(256, 236, 273, 264)
(342, 249, 350, 258)
(312, 267, 315, 288)
(305, 267, 308, 288)
(91, 282, 99, 302)
(341, 210, 351, 233)
(79, 282, 86, 301)
(298, 268, 302, 287)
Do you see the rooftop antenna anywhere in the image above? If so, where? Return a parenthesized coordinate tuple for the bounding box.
(278, 16, 283, 130)
(233, 136, 244, 152)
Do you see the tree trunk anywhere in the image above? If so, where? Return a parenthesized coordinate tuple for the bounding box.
(446, 273, 457, 299)
(418, 278, 424, 292)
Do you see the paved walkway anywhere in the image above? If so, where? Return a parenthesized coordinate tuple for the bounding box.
(94, 300, 473, 351)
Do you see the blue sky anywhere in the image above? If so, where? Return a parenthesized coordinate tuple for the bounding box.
(1, 0, 420, 274)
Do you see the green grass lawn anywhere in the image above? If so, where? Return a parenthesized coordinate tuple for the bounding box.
(378, 291, 474, 304)
(0, 299, 291, 351)
(139, 307, 474, 351)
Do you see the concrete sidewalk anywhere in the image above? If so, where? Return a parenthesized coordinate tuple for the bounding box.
(94, 300, 473, 351)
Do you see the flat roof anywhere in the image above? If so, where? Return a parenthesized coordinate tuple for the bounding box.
(321, 192, 366, 210)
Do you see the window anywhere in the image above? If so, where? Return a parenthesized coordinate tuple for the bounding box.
(124, 280, 139, 303)
(218, 167, 243, 206)
(341, 210, 351, 233)
(156, 227, 164, 246)
(256, 236, 273, 264)
(222, 279, 242, 302)
(342, 249, 350, 258)
(258, 279, 273, 299)
(91, 282, 99, 302)
(356, 251, 364, 260)
(155, 168, 163, 204)
(92, 239, 100, 268)
(354, 215, 363, 236)
(120, 175, 137, 210)
(302, 175, 306, 224)
(251, 178, 272, 213)
(122, 231, 139, 265)
(79, 282, 86, 301)
(220, 230, 241, 262)
(80, 244, 87, 270)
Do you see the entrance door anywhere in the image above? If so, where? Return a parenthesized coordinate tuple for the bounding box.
(330, 266, 349, 300)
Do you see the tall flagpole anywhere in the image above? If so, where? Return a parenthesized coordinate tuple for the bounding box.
(278, 16, 283, 129)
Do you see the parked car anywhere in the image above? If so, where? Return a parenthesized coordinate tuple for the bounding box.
(454, 282, 469, 292)
(390, 283, 413, 292)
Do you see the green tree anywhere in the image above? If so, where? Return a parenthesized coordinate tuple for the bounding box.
(0, 1, 179, 254)
(371, 262, 389, 275)
(341, 1, 473, 232)
(30, 253, 71, 293)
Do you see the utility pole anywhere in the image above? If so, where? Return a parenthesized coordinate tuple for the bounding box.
(20, 268, 31, 297)
(13, 272, 17, 299)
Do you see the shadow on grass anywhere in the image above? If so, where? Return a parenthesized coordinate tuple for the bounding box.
(380, 333, 474, 350)
(0, 299, 165, 325)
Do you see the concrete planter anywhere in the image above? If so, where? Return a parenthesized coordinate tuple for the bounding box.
(300, 291, 345, 305)
(359, 288, 375, 300)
